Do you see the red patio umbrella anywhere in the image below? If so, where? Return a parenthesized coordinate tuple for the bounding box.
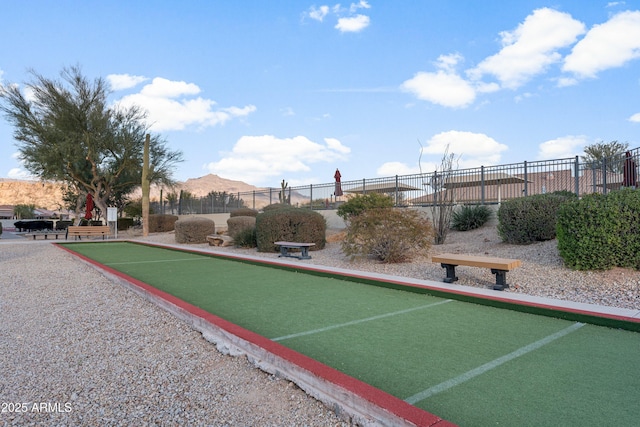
(84, 193, 94, 220)
(334, 168, 343, 197)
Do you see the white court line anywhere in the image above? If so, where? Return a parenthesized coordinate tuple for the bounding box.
(272, 299, 453, 342)
(404, 322, 585, 405)
(105, 257, 209, 266)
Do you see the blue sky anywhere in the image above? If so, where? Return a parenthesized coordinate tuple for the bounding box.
(1, 1, 640, 187)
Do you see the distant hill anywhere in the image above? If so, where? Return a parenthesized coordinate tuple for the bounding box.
(0, 179, 68, 210)
(0, 174, 269, 210)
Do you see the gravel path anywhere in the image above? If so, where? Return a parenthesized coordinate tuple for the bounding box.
(2, 225, 639, 426)
(0, 240, 349, 426)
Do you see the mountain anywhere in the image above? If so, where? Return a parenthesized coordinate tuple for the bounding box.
(0, 174, 265, 210)
(0, 179, 67, 210)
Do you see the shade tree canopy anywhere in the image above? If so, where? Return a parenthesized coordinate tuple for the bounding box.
(0, 66, 183, 219)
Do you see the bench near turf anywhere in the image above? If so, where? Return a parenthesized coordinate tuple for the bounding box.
(25, 231, 67, 240)
(66, 225, 111, 240)
(431, 253, 522, 291)
(274, 241, 315, 260)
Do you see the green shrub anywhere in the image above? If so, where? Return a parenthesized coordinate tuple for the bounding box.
(557, 189, 640, 270)
(227, 216, 256, 238)
(174, 217, 215, 244)
(233, 227, 257, 248)
(342, 208, 433, 263)
(148, 214, 178, 232)
(336, 193, 394, 221)
(262, 203, 291, 212)
(497, 193, 574, 244)
(255, 208, 326, 252)
(230, 208, 259, 218)
(116, 217, 135, 231)
(451, 205, 492, 231)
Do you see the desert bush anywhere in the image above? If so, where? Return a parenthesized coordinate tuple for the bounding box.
(255, 208, 326, 252)
(234, 227, 257, 248)
(230, 208, 259, 218)
(342, 208, 433, 263)
(497, 193, 575, 244)
(451, 205, 492, 231)
(336, 193, 393, 221)
(227, 216, 256, 238)
(174, 217, 215, 244)
(117, 217, 135, 231)
(262, 203, 291, 212)
(148, 214, 178, 232)
(557, 189, 640, 270)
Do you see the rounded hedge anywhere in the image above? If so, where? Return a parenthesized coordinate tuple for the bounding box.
(174, 217, 215, 244)
(497, 193, 575, 244)
(148, 214, 178, 232)
(230, 208, 258, 218)
(227, 215, 256, 238)
(557, 188, 640, 270)
(255, 208, 326, 252)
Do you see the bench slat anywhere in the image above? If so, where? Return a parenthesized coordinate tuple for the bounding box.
(431, 253, 521, 271)
(66, 226, 111, 240)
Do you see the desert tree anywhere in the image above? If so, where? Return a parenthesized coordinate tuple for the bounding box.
(582, 140, 629, 173)
(419, 141, 459, 245)
(0, 66, 183, 222)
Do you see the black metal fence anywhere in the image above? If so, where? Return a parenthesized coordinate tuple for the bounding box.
(151, 146, 639, 214)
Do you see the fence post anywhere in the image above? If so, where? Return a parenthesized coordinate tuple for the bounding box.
(574, 156, 580, 197)
(395, 175, 399, 206)
(480, 166, 485, 204)
(602, 157, 608, 195)
(309, 184, 313, 209)
(362, 178, 366, 195)
(523, 161, 528, 197)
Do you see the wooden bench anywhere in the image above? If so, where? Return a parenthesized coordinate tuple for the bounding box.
(66, 225, 111, 240)
(274, 241, 315, 260)
(431, 253, 522, 291)
(25, 231, 67, 240)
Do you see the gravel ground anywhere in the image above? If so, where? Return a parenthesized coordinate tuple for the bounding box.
(0, 240, 349, 427)
(2, 225, 639, 426)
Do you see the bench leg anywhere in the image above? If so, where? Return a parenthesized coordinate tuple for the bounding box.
(299, 247, 311, 260)
(491, 269, 509, 291)
(440, 263, 458, 283)
(278, 247, 289, 257)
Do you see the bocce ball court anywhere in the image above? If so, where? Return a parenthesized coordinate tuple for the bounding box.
(57, 241, 640, 426)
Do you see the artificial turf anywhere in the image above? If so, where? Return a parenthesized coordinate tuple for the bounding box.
(61, 241, 640, 426)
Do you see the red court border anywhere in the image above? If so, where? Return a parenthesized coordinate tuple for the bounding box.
(56, 242, 456, 427)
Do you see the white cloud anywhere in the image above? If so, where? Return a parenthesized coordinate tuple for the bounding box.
(107, 73, 148, 91)
(537, 135, 588, 159)
(420, 130, 508, 168)
(204, 135, 351, 185)
(114, 77, 256, 131)
(335, 14, 370, 32)
(563, 11, 640, 78)
(629, 112, 640, 122)
(376, 162, 421, 176)
(469, 8, 586, 89)
(305, 2, 371, 33)
(350, 0, 370, 13)
(7, 168, 33, 179)
(308, 5, 329, 22)
(401, 71, 476, 108)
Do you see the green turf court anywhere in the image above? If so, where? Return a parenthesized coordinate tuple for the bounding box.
(60, 241, 640, 426)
